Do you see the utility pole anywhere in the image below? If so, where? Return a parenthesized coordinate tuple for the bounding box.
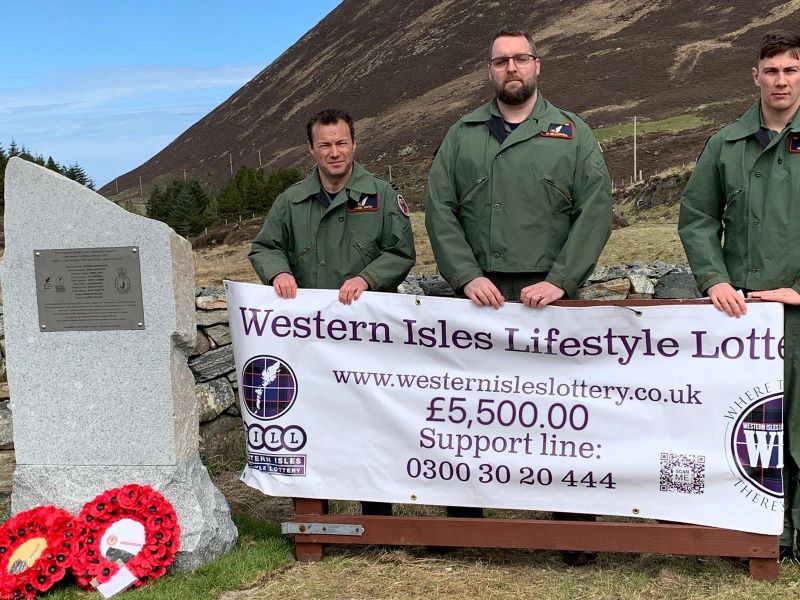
(633, 115, 638, 183)
(258, 149, 262, 168)
(139, 175, 143, 198)
(115, 178, 119, 194)
(229, 154, 233, 175)
(183, 169, 187, 181)
(388, 165, 392, 182)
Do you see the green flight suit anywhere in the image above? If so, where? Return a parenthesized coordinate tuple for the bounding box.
(679, 101, 800, 546)
(249, 162, 415, 292)
(425, 95, 612, 297)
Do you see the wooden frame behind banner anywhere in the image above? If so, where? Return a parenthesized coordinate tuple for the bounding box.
(292, 498, 779, 580)
(288, 299, 781, 581)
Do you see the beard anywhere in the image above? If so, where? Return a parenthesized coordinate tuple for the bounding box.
(494, 75, 537, 105)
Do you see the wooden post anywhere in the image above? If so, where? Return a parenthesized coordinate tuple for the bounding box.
(293, 498, 326, 561)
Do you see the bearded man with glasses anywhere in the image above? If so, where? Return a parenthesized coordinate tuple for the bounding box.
(425, 27, 612, 566)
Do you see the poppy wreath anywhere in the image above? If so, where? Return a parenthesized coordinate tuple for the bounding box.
(0, 506, 74, 600)
(71, 484, 180, 590)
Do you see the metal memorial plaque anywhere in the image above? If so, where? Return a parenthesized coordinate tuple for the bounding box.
(34, 246, 145, 332)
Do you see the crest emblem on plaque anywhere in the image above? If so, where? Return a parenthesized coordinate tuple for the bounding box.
(115, 267, 132, 294)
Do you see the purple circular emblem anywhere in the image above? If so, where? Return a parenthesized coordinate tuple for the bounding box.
(731, 392, 783, 497)
(240, 355, 297, 420)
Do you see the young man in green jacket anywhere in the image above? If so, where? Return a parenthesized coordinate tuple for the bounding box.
(249, 108, 416, 515)
(425, 27, 612, 566)
(679, 31, 800, 561)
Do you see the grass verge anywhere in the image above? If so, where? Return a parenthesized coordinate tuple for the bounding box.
(40, 515, 293, 600)
(599, 223, 686, 266)
(595, 112, 712, 143)
(221, 544, 800, 600)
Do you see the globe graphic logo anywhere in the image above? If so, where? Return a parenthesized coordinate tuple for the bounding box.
(731, 392, 783, 497)
(240, 355, 297, 420)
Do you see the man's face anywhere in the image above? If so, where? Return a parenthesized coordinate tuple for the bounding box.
(489, 35, 540, 105)
(753, 50, 800, 115)
(308, 120, 356, 181)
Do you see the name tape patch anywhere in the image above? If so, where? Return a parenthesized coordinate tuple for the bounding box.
(347, 193, 379, 213)
(789, 133, 800, 154)
(540, 121, 575, 139)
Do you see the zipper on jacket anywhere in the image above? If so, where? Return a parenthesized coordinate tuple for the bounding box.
(460, 176, 487, 203)
(355, 241, 377, 263)
(543, 176, 572, 203)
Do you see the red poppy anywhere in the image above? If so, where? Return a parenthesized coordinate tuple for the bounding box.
(71, 485, 180, 590)
(0, 506, 73, 600)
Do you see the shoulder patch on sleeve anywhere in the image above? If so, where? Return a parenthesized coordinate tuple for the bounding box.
(396, 194, 410, 217)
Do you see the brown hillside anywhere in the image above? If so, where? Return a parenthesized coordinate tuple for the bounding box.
(100, 0, 799, 206)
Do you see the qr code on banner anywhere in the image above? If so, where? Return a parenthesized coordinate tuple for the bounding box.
(659, 453, 705, 494)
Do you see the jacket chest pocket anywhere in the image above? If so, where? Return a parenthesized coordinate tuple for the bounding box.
(351, 236, 380, 268)
(288, 244, 312, 272)
(459, 176, 488, 205)
(543, 175, 574, 214)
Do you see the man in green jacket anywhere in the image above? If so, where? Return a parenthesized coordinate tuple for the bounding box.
(679, 31, 800, 561)
(425, 27, 612, 565)
(249, 108, 416, 515)
(426, 27, 612, 310)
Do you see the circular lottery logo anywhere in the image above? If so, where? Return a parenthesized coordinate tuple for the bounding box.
(240, 355, 298, 420)
(730, 392, 783, 497)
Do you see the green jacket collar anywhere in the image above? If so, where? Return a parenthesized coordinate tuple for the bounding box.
(463, 95, 556, 124)
(461, 95, 568, 141)
(291, 162, 378, 203)
(725, 101, 800, 141)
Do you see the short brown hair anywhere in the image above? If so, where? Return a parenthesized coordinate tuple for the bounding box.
(758, 31, 800, 62)
(306, 109, 355, 145)
(489, 27, 538, 61)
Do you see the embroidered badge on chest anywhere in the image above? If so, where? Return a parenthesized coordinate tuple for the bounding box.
(788, 133, 800, 153)
(540, 121, 575, 139)
(347, 193, 379, 213)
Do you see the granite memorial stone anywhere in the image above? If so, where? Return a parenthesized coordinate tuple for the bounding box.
(1, 158, 237, 570)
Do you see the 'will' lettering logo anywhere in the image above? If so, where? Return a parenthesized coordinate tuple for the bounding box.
(730, 392, 783, 497)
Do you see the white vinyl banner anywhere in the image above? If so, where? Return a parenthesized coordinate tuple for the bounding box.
(225, 281, 785, 535)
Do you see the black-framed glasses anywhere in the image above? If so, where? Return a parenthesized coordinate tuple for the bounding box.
(489, 53, 537, 69)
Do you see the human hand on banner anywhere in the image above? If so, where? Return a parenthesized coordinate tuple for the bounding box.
(748, 287, 800, 305)
(463, 276, 505, 308)
(272, 272, 298, 299)
(521, 281, 564, 308)
(708, 282, 746, 317)
(339, 276, 369, 304)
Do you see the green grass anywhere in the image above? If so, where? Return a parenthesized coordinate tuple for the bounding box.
(41, 515, 293, 600)
(587, 47, 617, 58)
(595, 112, 712, 143)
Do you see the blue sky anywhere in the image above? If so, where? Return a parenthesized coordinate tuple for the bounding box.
(1, 1, 341, 188)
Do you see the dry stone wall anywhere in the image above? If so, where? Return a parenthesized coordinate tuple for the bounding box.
(0, 263, 703, 497)
(0, 310, 12, 497)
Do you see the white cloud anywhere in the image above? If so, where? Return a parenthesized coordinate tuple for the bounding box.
(0, 64, 260, 111)
(0, 64, 262, 187)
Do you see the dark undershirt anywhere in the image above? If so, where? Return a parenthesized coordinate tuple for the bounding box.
(317, 187, 338, 208)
